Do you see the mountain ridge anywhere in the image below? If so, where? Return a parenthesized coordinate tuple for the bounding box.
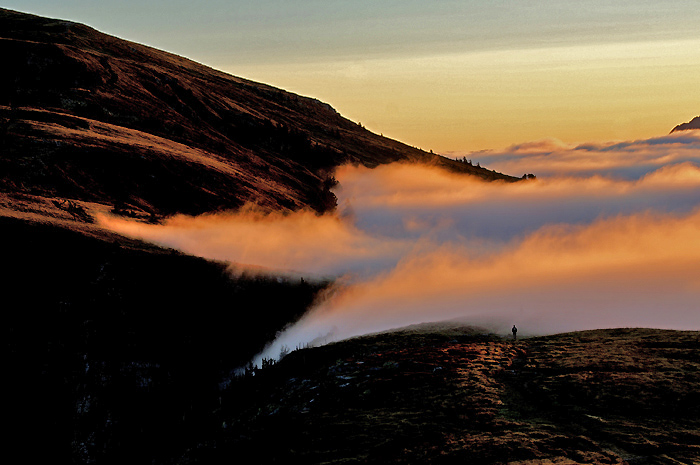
(0, 7, 516, 219)
(671, 115, 700, 133)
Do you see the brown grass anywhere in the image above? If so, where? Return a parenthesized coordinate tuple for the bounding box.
(210, 325, 700, 464)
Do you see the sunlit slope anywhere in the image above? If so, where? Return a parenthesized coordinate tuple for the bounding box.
(0, 7, 516, 217)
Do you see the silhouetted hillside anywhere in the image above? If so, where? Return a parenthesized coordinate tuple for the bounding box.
(3, 214, 331, 464)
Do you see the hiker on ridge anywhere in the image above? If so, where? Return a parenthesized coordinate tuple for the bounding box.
(512, 325, 518, 340)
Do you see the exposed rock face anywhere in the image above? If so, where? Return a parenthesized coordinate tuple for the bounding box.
(671, 115, 700, 133)
(0, 8, 516, 218)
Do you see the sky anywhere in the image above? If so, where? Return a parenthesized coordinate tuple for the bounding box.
(5, 0, 700, 152)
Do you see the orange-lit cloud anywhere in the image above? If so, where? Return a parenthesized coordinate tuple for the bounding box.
(261, 207, 700, 362)
(99, 150, 700, 362)
(99, 206, 411, 277)
(101, 160, 700, 277)
(337, 159, 700, 207)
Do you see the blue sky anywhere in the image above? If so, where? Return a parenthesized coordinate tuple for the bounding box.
(8, 1, 700, 64)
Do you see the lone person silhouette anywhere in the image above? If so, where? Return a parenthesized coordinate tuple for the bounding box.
(512, 325, 518, 340)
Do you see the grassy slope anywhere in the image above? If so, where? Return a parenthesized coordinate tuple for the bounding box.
(0, 7, 517, 217)
(202, 325, 700, 465)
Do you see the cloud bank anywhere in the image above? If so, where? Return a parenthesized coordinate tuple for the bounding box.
(99, 206, 411, 277)
(462, 131, 700, 179)
(266, 208, 700, 362)
(100, 131, 700, 362)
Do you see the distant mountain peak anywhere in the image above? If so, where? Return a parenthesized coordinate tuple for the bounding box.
(671, 115, 700, 133)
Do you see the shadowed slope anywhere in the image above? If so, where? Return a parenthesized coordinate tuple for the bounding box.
(3, 213, 331, 464)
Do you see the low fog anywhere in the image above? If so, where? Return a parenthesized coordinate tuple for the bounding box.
(100, 131, 700, 362)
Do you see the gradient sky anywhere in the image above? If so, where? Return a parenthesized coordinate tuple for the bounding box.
(7, 1, 700, 151)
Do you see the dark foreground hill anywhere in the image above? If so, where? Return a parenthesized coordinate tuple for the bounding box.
(2, 213, 332, 463)
(21, 320, 699, 465)
(206, 325, 700, 465)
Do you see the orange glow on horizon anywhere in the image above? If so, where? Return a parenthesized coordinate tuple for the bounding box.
(229, 38, 700, 153)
